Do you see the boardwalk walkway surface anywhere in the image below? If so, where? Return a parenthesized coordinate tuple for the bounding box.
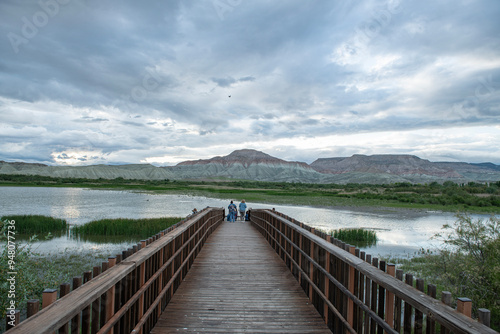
(151, 220, 331, 333)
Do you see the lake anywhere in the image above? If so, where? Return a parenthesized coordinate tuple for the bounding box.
(0, 186, 489, 257)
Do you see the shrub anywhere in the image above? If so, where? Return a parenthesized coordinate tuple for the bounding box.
(402, 213, 500, 330)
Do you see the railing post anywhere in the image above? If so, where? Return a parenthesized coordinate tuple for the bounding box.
(138, 261, 146, 334)
(279, 220, 283, 259)
(440, 291, 452, 334)
(100, 261, 109, 329)
(158, 243, 165, 319)
(27, 299, 39, 318)
(364, 254, 372, 332)
(72, 277, 83, 334)
(42, 288, 58, 309)
(347, 245, 356, 332)
(357, 251, 366, 332)
(309, 229, 315, 304)
(404, 273, 413, 334)
(59, 283, 71, 334)
(106, 257, 117, 334)
(426, 284, 437, 334)
(43, 288, 57, 333)
(386, 263, 396, 330)
(324, 235, 331, 326)
(415, 278, 425, 334)
(478, 308, 491, 328)
(180, 232, 185, 281)
(395, 269, 403, 333)
(5, 310, 20, 330)
(370, 257, 378, 334)
(378, 261, 386, 334)
(82, 271, 92, 334)
(457, 297, 472, 318)
(92, 266, 102, 334)
(298, 230, 303, 286)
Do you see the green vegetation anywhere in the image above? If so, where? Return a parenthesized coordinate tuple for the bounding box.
(389, 214, 500, 331)
(0, 215, 68, 234)
(1, 174, 499, 213)
(71, 217, 181, 239)
(0, 213, 180, 330)
(0, 220, 112, 329)
(330, 228, 377, 247)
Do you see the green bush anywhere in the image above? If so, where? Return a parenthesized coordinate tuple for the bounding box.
(399, 213, 500, 330)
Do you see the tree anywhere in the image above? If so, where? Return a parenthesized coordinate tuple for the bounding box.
(432, 213, 500, 330)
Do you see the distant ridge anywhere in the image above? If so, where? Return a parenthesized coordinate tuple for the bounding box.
(1, 149, 500, 184)
(310, 154, 461, 178)
(178, 149, 312, 169)
(174, 149, 319, 182)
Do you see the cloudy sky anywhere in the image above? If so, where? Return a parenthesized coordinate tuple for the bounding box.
(1, 0, 499, 166)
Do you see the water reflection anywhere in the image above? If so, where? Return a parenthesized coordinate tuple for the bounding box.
(11, 230, 68, 241)
(0, 186, 493, 257)
(70, 234, 139, 244)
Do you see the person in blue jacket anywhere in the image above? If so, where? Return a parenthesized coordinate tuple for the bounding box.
(228, 201, 237, 222)
(238, 200, 247, 221)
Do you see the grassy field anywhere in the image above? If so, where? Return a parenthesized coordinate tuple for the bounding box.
(1, 174, 499, 213)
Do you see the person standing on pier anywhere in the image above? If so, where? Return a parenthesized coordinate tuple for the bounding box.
(238, 200, 247, 221)
(228, 201, 237, 222)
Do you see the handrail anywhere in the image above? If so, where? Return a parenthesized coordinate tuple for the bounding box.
(6, 207, 225, 334)
(250, 209, 497, 334)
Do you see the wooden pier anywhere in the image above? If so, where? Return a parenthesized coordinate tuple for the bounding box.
(151, 221, 330, 333)
(6, 207, 497, 334)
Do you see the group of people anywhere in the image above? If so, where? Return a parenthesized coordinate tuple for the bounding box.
(227, 200, 248, 222)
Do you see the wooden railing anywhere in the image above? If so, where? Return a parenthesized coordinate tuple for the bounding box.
(5, 207, 225, 334)
(250, 209, 497, 334)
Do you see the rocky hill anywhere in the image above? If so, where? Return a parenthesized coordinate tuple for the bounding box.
(310, 154, 460, 177)
(178, 149, 310, 169)
(175, 149, 323, 182)
(310, 154, 500, 183)
(1, 149, 500, 184)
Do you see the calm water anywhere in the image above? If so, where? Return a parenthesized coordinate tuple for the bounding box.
(0, 186, 490, 257)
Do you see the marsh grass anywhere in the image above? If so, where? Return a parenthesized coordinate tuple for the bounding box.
(330, 228, 377, 246)
(1, 214, 68, 234)
(72, 217, 182, 238)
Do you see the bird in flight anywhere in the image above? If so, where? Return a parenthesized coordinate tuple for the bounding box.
(228, 95, 231, 98)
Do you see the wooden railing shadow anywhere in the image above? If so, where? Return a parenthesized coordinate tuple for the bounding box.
(5, 207, 225, 334)
(250, 209, 497, 334)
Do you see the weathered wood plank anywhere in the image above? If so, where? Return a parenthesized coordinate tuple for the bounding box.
(151, 221, 331, 333)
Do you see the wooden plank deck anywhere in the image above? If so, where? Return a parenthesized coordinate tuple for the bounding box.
(151, 220, 331, 333)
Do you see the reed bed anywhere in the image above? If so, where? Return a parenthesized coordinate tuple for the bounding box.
(71, 217, 182, 238)
(1, 214, 68, 234)
(329, 228, 377, 246)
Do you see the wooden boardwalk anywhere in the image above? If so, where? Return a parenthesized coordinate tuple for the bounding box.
(151, 220, 331, 333)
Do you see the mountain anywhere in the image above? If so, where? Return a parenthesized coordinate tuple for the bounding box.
(1, 150, 500, 184)
(310, 154, 500, 183)
(310, 155, 461, 177)
(174, 149, 324, 182)
(0, 161, 176, 180)
(178, 149, 309, 168)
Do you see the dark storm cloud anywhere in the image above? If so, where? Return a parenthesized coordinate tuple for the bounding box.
(1, 0, 499, 165)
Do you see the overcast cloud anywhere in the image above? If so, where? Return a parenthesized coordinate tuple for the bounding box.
(1, 0, 499, 166)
